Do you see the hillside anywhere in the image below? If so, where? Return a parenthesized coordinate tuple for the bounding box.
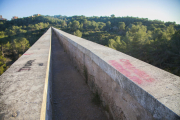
(0, 15, 180, 76)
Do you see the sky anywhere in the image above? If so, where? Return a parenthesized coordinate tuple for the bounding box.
(0, 0, 180, 24)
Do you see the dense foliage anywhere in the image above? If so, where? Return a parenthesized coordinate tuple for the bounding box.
(0, 15, 180, 76)
(0, 16, 51, 75)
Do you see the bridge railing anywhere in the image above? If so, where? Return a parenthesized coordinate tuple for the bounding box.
(52, 27, 180, 120)
(0, 27, 52, 120)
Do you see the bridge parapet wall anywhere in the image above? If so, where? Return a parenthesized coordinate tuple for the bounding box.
(52, 27, 180, 120)
(0, 27, 52, 120)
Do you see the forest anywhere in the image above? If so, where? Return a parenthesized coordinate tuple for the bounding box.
(0, 15, 180, 76)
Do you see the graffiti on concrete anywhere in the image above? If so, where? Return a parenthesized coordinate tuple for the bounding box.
(17, 59, 36, 72)
(109, 59, 154, 84)
(38, 63, 43, 66)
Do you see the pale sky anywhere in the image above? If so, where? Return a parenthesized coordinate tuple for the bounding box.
(0, 0, 180, 24)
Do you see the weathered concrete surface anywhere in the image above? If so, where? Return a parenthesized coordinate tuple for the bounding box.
(51, 31, 109, 120)
(0, 28, 52, 120)
(53, 27, 180, 120)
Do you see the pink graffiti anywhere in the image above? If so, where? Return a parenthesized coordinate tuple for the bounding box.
(109, 59, 154, 85)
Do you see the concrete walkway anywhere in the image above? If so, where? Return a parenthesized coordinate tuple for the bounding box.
(51, 32, 109, 120)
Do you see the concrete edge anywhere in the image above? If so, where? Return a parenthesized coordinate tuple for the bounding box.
(40, 27, 52, 120)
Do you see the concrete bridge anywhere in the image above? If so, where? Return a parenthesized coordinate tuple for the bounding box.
(0, 27, 180, 120)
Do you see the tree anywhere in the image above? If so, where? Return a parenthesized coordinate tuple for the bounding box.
(0, 31, 8, 56)
(68, 22, 72, 28)
(10, 37, 30, 60)
(86, 21, 91, 28)
(18, 37, 30, 53)
(0, 55, 6, 75)
(111, 14, 115, 18)
(167, 30, 180, 75)
(80, 23, 83, 29)
(74, 30, 82, 37)
(106, 21, 111, 27)
(98, 22, 106, 30)
(83, 19, 88, 28)
(108, 39, 117, 49)
(125, 24, 151, 57)
(91, 21, 97, 29)
(108, 36, 127, 52)
(61, 21, 67, 28)
(72, 20, 80, 30)
(35, 24, 40, 30)
(166, 24, 175, 40)
(118, 22, 125, 30)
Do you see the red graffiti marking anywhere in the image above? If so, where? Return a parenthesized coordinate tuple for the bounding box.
(24, 53, 33, 55)
(109, 59, 154, 85)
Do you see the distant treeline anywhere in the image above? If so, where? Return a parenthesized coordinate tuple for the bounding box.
(0, 15, 180, 76)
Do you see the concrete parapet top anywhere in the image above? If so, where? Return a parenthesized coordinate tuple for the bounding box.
(53, 27, 180, 119)
(0, 27, 52, 119)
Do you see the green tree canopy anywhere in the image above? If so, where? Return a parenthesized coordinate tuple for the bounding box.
(118, 22, 125, 30)
(72, 20, 80, 30)
(74, 30, 82, 37)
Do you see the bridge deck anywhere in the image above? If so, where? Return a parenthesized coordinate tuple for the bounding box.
(51, 32, 108, 120)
